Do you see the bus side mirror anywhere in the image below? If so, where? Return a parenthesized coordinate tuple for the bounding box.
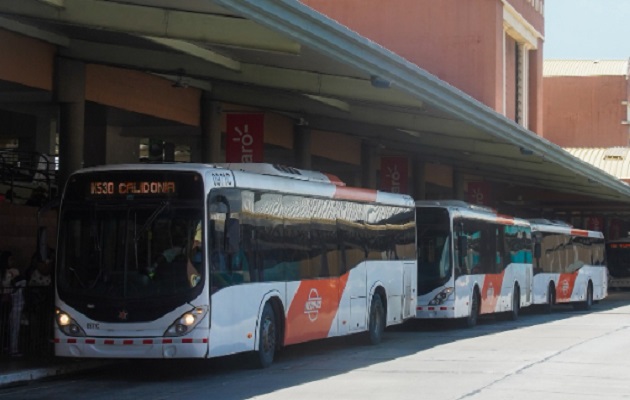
(457, 235, 468, 265)
(458, 235, 468, 253)
(534, 242, 541, 259)
(209, 202, 228, 214)
(226, 218, 240, 253)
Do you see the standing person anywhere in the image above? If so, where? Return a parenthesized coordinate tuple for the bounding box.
(1, 251, 26, 357)
(28, 251, 54, 356)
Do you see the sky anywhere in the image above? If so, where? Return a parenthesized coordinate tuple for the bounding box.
(544, 0, 630, 60)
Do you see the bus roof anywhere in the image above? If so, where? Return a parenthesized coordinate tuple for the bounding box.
(68, 163, 415, 207)
(415, 200, 529, 227)
(606, 237, 630, 244)
(529, 219, 604, 239)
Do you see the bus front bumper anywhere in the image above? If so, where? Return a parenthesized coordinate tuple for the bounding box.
(54, 335, 209, 358)
(415, 305, 456, 319)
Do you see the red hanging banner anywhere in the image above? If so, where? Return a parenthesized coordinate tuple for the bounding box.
(226, 113, 264, 163)
(467, 182, 492, 206)
(609, 219, 623, 240)
(380, 157, 408, 194)
(584, 216, 603, 232)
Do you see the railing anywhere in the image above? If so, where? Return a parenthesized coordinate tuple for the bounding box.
(0, 149, 58, 206)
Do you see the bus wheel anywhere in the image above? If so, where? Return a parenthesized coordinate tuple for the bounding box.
(573, 282, 593, 311)
(256, 302, 277, 368)
(543, 284, 555, 314)
(463, 290, 479, 328)
(366, 293, 385, 345)
(508, 285, 520, 321)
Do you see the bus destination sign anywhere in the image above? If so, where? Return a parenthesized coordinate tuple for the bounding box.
(90, 181, 176, 196)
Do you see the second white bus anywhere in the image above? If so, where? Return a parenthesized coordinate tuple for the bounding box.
(415, 201, 533, 327)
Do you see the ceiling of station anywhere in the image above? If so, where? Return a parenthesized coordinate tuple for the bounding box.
(1, 0, 630, 213)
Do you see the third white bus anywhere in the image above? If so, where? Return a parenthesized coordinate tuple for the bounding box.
(530, 219, 607, 311)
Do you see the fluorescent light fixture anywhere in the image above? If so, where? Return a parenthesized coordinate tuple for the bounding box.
(370, 75, 391, 89)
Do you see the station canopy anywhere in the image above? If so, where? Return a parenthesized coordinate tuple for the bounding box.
(1, 0, 630, 216)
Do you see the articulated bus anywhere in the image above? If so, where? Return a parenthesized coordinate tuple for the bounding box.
(605, 238, 630, 289)
(415, 201, 533, 327)
(529, 219, 607, 311)
(53, 163, 416, 367)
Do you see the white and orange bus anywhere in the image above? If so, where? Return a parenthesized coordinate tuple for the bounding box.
(530, 219, 607, 311)
(53, 163, 416, 367)
(415, 201, 533, 327)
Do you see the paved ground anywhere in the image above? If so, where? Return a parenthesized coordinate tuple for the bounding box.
(1, 291, 629, 399)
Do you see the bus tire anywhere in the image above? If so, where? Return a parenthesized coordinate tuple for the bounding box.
(463, 289, 480, 328)
(543, 283, 555, 314)
(255, 302, 277, 368)
(366, 293, 385, 345)
(573, 282, 593, 311)
(507, 285, 520, 321)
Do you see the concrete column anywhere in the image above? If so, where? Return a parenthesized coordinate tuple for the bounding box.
(200, 95, 222, 163)
(55, 58, 85, 186)
(293, 124, 311, 169)
(361, 141, 378, 189)
(34, 113, 56, 155)
(452, 169, 465, 200)
(412, 156, 426, 200)
(83, 102, 107, 167)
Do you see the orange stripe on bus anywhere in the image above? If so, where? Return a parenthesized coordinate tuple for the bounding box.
(333, 186, 377, 202)
(284, 273, 349, 346)
(480, 271, 505, 314)
(324, 173, 346, 187)
(556, 272, 578, 302)
(570, 229, 589, 237)
(496, 216, 515, 225)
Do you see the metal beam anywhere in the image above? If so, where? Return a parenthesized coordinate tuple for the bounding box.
(142, 36, 241, 72)
(0, 15, 69, 46)
(35, 0, 63, 8)
(0, 0, 301, 54)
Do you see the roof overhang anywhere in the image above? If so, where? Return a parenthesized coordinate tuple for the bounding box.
(0, 0, 629, 211)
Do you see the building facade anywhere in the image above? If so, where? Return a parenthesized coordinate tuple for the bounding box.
(543, 59, 630, 147)
(301, 0, 545, 133)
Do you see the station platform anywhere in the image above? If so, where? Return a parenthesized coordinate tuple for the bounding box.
(0, 357, 111, 388)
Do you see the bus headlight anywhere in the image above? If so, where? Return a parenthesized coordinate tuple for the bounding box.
(55, 308, 86, 337)
(429, 287, 454, 305)
(164, 306, 209, 337)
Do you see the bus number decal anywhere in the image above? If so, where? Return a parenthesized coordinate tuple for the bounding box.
(211, 172, 234, 188)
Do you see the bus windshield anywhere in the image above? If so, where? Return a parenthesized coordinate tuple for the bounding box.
(57, 204, 204, 301)
(416, 207, 452, 295)
(607, 241, 630, 278)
